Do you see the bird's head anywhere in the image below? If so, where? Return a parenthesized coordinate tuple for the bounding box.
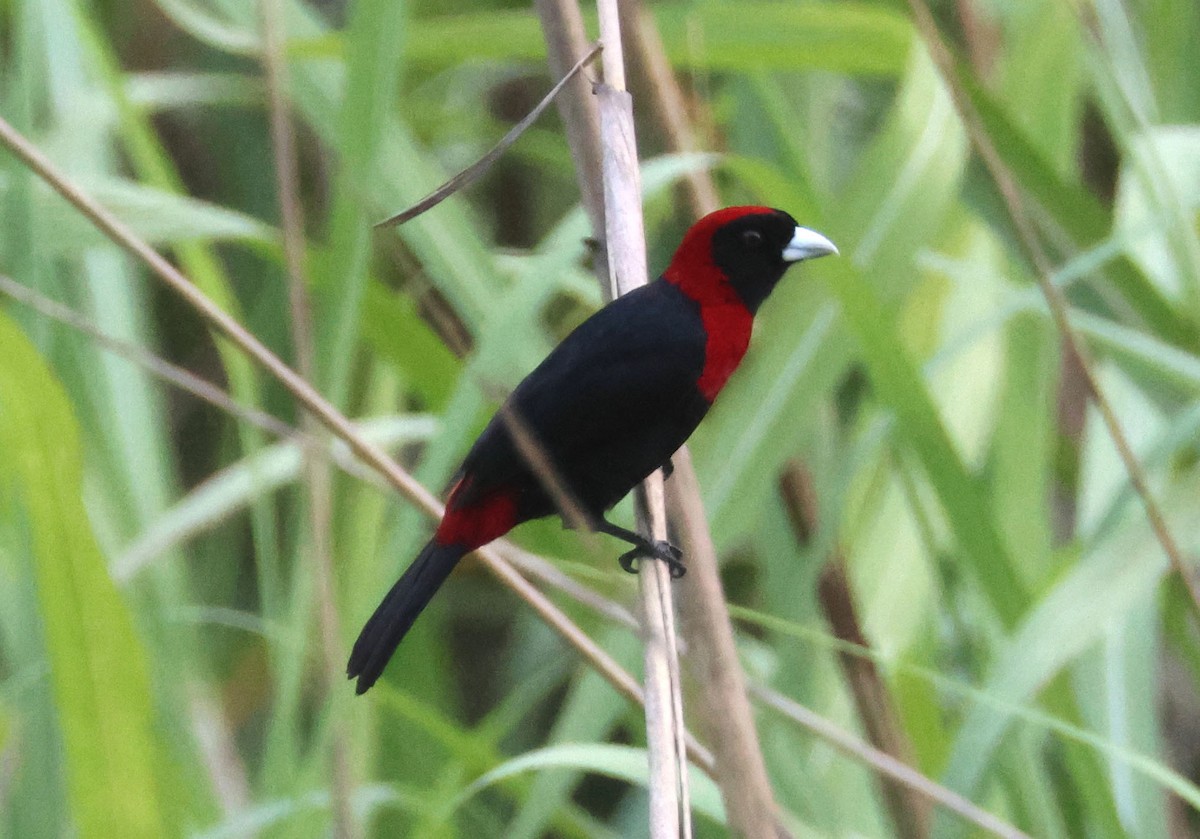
(664, 206, 837, 313)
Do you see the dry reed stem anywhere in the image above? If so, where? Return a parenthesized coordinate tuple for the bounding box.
(666, 453, 790, 839)
(594, 0, 692, 831)
(259, 2, 355, 835)
(0, 110, 724, 776)
(620, 4, 793, 837)
(374, 44, 601, 229)
(533, 0, 608, 239)
(751, 684, 1033, 839)
(537, 1, 787, 834)
(0, 275, 296, 439)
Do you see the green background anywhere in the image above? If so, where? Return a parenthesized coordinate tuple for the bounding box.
(2, 0, 1199, 836)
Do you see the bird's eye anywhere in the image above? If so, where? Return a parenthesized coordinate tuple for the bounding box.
(741, 230, 764, 248)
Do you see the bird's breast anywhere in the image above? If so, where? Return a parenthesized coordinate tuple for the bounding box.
(695, 303, 753, 402)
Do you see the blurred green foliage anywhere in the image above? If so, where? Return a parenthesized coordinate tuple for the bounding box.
(2, 0, 1200, 836)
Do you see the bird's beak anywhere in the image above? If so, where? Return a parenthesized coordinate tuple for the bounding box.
(782, 226, 838, 262)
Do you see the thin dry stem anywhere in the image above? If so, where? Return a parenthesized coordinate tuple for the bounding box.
(514, 525, 1029, 839)
(490, 399, 597, 541)
(667, 452, 789, 839)
(373, 43, 624, 561)
(537, 3, 785, 835)
(594, 0, 691, 834)
(374, 43, 601, 229)
(0, 274, 415, 507)
(906, 0, 1200, 617)
(0, 274, 295, 439)
(0, 111, 726, 777)
(751, 684, 1033, 839)
(76, 335, 640, 641)
(636, 476, 693, 837)
(624, 3, 720, 217)
(6, 272, 671, 752)
(621, 3, 786, 835)
(260, 3, 354, 835)
(533, 0, 607, 238)
(502, 544, 639, 630)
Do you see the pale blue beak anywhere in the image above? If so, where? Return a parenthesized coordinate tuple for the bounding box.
(782, 226, 838, 262)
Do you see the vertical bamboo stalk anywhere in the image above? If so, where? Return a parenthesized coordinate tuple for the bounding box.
(594, 1, 691, 835)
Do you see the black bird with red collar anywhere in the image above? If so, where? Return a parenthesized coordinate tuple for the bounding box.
(349, 206, 837, 693)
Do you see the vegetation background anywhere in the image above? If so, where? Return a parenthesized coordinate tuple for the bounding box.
(2, 0, 1200, 836)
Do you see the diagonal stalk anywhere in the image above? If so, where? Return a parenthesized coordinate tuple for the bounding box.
(0, 109, 721, 775)
(906, 0, 1200, 619)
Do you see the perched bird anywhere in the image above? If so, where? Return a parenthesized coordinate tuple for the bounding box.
(348, 206, 837, 693)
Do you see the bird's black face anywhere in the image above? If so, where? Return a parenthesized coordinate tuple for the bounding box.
(711, 210, 837, 312)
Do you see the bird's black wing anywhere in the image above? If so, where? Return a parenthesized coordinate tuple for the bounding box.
(454, 280, 709, 514)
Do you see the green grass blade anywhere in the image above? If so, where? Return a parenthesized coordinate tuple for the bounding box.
(0, 313, 169, 837)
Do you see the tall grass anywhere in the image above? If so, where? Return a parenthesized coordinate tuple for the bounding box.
(1, 0, 1199, 836)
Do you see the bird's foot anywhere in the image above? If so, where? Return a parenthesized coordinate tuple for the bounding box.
(618, 540, 686, 578)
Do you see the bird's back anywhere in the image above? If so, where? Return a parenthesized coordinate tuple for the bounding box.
(452, 280, 710, 522)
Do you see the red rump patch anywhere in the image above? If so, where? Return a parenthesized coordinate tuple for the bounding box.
(664, 206, 768, 402)
(435, 479, 518, 550)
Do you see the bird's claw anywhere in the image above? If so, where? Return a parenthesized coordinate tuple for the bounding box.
(618, 540, 686, 578)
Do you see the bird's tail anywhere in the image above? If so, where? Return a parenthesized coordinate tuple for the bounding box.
(347, 539, 467, 694)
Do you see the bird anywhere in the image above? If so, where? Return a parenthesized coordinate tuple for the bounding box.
(348, 206, 837, 693)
